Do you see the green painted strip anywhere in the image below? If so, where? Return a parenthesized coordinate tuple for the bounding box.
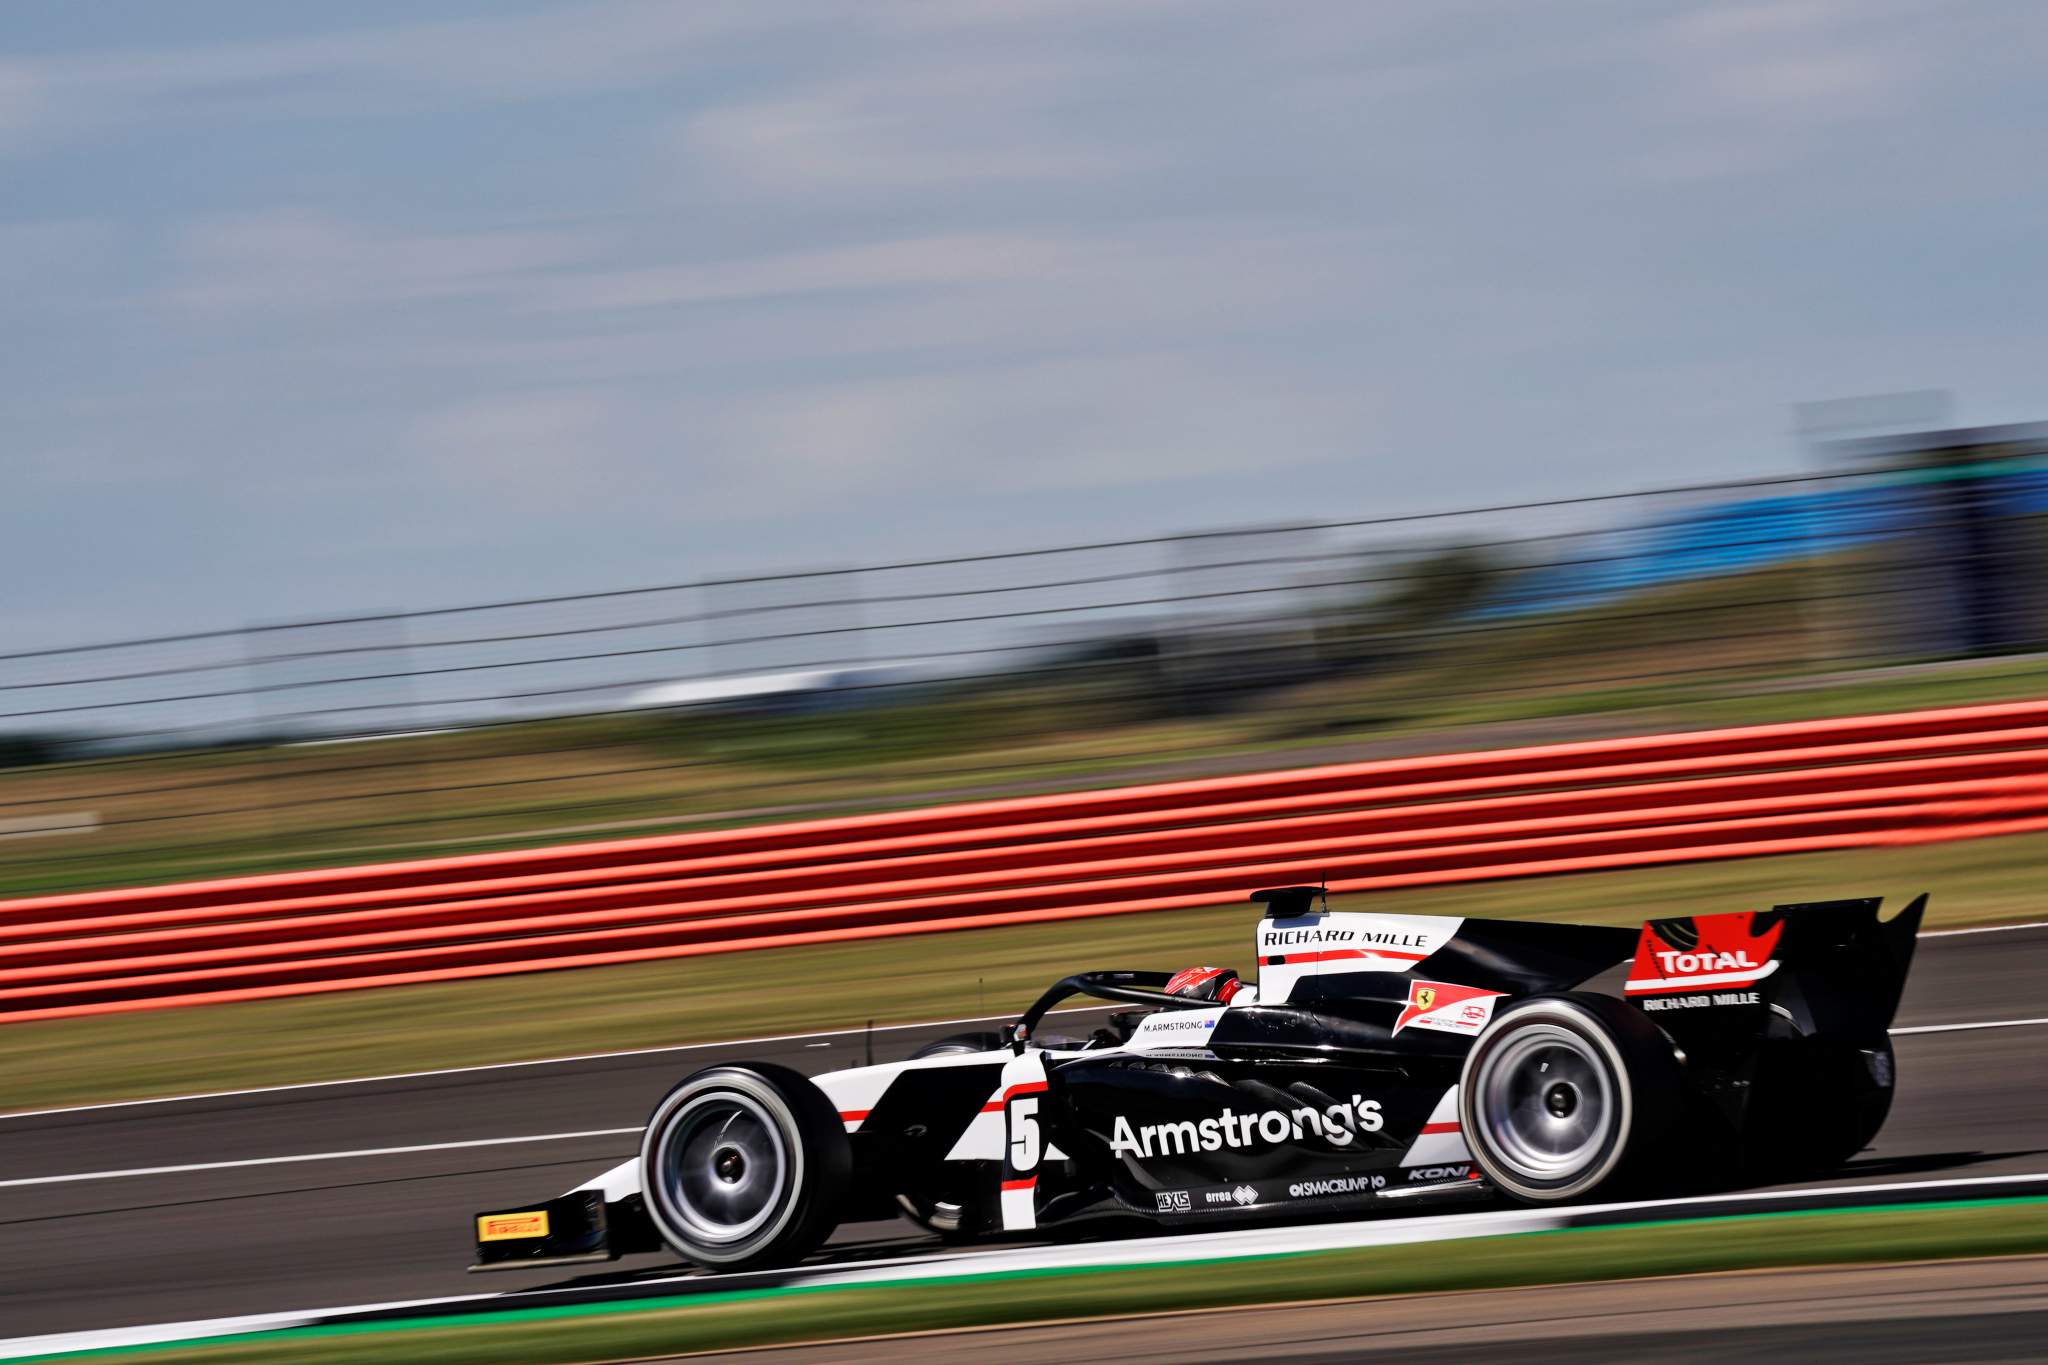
(24, 1193, 2048, 1363)
(1531, 1193, 2048, 1237)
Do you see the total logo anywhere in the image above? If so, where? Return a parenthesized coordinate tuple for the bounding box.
(1111, 1096, 1383, 1159)
(1626, 913, 1783, 995)
(1652, 949, 1760, 974)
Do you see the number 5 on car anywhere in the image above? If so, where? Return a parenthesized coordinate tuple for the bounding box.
(999, 1051, 1048, 1231)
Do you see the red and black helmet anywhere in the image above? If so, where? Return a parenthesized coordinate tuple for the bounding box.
(1163, 965, 1243, 1005)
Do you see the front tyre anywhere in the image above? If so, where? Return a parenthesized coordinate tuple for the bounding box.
(639, 1063, 849, 1270)
(1459, 994, 1679, 1204)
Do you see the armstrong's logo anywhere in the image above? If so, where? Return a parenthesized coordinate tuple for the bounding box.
(1110, 1096, 1384, 1159)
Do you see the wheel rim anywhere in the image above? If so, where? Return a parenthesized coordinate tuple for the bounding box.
(895, 1192, 967, 1233)
(1474, 1023, 1616, 1184)
(653, 1092, 790, 1247)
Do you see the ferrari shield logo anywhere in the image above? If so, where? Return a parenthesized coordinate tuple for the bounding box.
(1393, 979, 1504, 1036)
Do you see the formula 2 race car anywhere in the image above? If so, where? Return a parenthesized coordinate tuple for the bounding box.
(471, 887, 1923, 1272)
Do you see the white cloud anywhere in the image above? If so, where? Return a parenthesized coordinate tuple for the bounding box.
(405, 388, 634, 503)
(709, 350, 1366, 498)
(8, 0, 2048, 649)
(0, 0, 784, 153)
(169, 210, 595, 315)
(0, 60, 45, 154)
(525, 233, 1086, 314)
(680, 80, 1132, 195)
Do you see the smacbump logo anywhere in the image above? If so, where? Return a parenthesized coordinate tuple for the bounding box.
(1110, 1096, 1384, 1159)
(1288, 1174, 1384, 1197)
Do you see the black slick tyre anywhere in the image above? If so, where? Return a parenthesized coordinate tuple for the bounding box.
(639, 1063, 849, 1270)
(1459, 993, 1680, 1204)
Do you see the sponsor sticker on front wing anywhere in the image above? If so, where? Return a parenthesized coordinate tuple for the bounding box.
(477, 1211, 550, 1242)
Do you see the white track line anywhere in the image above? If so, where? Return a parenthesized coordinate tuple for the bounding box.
(1891, 1016, 2048, 1036)
(0, 1008, 1104, 1123)
(5, 1171, 2046, 1363)
(7, 922, 2045, 1125)
(0, 1128, 640, 1190)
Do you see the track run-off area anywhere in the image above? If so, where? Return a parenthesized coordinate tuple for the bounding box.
(2, 921, 2045, 1355)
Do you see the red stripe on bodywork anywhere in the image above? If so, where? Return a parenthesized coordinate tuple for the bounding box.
(1419, 1121, 1460, 1134)
(1000, 1177, 1037, 1191)
(1258, 948, 1431, 966)
(837, 1109, 869, 1122)
(1006, 1080, 1049, 1098)
(980, 1079, 1049, 1113)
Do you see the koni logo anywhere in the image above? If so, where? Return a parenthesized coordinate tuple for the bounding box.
(1110, 1096, 1384, 1159)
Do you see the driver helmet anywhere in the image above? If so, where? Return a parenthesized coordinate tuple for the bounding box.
(1163, 965, 1243, 1005)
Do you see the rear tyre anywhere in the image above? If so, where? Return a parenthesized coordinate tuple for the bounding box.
(1741, 1035, 1896, 1181)
(1459, 994, 1680, 1204)
(639, 1063, 849, 1270)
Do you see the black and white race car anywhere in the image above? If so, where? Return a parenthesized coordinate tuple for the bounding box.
(471, 887, 1922, 1272)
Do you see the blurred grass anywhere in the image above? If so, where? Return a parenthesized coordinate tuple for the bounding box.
(6, 639, 2048, 901)
(84, 1199, 2048, 1364)
(8, 549, 2048, 900)
(3, 827, 2041, 1112)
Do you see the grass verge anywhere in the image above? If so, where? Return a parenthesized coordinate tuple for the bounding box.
(3, 828, 2043, 1113)
(45, 1198, 2048, 1363)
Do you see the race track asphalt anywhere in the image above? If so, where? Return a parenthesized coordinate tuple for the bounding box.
(1, 923, 2044, 1340)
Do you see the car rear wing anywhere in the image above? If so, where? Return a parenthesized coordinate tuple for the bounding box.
(1624, 894, 1925, 1045)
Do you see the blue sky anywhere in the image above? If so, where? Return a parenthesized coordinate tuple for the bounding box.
(4, 0, 2045, 650)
